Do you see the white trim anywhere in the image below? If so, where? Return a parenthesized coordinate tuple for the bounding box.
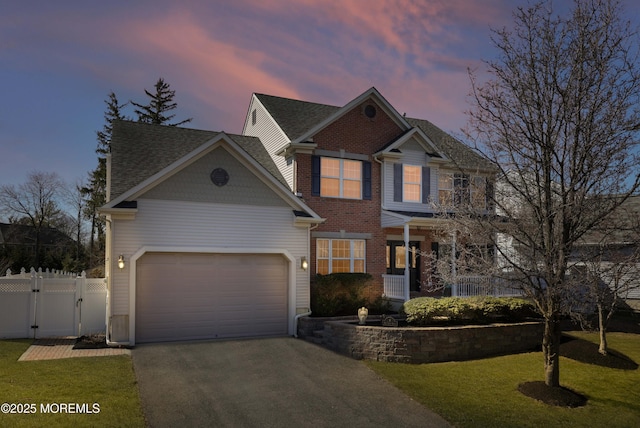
(375, 127, 449, 162)
(292, 87, 411, 145)
(100, 133, 323, 222)
(125, 246, 297, 345)
(316, 238, 366, 274)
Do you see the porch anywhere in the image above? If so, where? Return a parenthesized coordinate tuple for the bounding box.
(383, 274, 524, 301)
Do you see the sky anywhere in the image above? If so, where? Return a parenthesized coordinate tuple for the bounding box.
(2, 0, 639, 190)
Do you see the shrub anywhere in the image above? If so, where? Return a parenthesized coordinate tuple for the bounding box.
(402, 296, 538, 326)
(310, 273, 372, 317)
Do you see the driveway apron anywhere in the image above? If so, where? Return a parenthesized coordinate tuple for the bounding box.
(132, 337, 451, 427)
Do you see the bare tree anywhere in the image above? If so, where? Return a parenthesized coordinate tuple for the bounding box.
(571, 197, 640, 355)
(464, 0, 640, 388)
(61, 178, 88, 270)
(0, 171, 65, 268)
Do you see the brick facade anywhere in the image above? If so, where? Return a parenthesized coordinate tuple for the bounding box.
(295, 100, 435, 297)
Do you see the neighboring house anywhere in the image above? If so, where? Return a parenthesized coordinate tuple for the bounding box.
(572, 195, 640, 304)
(100, 121, 323, 345)
(242, 87, 496, 303)
(0, 222, 76, 272)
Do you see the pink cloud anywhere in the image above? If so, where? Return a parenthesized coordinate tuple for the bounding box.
(79, 0, 513, 132)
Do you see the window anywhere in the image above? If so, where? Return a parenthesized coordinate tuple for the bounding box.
(439, 173, 488, 209)
(316, 239, 366, 274)
(403, 165, 422, 202)
(251, 109, 257, 126)
(471, 176, 487, 209)
(394, 164, 430, 203)
(320, 157, 362, 199)
(438, 174, 454, 206)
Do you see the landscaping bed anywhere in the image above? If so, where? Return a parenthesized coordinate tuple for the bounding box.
(298, 316, 544, 363)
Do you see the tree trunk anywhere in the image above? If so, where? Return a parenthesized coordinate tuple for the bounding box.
(598, 304, 608, 355)
(542, 317, 562, 387)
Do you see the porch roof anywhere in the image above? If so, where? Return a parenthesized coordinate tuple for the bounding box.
(382, 209, 446, 228)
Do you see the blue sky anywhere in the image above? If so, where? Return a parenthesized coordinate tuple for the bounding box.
(2, 0, 639, 190)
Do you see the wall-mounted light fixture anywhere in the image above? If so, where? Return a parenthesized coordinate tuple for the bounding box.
(118, 255, 125, 269)
(300, 256, 308, 271)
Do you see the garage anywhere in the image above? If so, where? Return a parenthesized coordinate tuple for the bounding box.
(135, 252, 289, 343)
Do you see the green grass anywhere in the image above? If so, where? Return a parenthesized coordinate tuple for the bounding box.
(366, 332, 640, 428)
(0, 339, 144, 427)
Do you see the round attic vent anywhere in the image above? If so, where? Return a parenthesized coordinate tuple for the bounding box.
(364, 104, 377, 119)
(210, 168, 229, 186)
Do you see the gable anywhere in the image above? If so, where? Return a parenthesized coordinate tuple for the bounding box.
(108, 121, 289, 202)
(312, 98, 405, 154)
(139, 146, 288, 207)
(398, 139, 427, 155)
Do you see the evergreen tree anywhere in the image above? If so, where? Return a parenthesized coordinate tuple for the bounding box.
(83, 92, 127, 270)
(96, 91, 128, 155)
(131, 77, 192, 126)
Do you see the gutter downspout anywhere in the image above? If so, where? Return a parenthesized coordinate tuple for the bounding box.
(103, 215, 131, 348)
(293, 310, 312, 338)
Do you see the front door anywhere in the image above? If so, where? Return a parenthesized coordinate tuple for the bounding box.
(386, 241, 421, 291)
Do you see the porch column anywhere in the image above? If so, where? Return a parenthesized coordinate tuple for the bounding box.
(450, 232, 458, 296)
(404, 222, 410, 302)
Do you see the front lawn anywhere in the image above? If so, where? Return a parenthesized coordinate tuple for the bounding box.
(367, 332, 640, 428)
(0, 339, 144, 427)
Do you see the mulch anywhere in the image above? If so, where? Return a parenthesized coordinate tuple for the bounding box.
(72, 334, 109, 349)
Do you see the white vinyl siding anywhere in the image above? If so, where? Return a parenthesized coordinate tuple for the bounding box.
(109, 199, 309, 317)
(243, 98, 294, 189)
(142, 146, 288, 207)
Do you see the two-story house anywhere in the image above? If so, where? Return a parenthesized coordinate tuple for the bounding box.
(243, 87, 496, 304)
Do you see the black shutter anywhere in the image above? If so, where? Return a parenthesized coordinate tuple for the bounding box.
(393, 163, 403, 202)
(311, 155, 320, 196)
(363, 161, 372, 200)
(486, 178, 495, 210)
(422, 166, 430, 203)
(431, 241, 439, 258)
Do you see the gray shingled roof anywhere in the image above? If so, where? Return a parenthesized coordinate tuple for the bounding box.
(255, 94, 495, 171)
(255, 94, 339, 140)
(406, 118, 496, 171)
(109, 120, 288, 201)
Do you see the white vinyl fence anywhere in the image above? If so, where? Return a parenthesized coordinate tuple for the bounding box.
(452, 276, 524, 297)
(0, 268, 107, 339)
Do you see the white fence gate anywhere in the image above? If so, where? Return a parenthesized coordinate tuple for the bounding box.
(0, 268, 107, 339)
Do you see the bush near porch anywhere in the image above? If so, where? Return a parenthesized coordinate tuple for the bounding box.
(311, 273, 389, 316)
(402, 296, 538, 326)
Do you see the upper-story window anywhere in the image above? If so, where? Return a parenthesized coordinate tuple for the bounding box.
(439, 173, 489, 209)
(312, 155, 372, 200)
(321, 158, 362, 199)
(393, 163, 430, 203)
(403, 165, 422, 202)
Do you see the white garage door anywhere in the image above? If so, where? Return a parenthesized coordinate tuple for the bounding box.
(136, 252, 288, 343)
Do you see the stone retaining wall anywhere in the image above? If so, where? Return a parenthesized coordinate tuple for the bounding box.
(298, 316, 544, 364)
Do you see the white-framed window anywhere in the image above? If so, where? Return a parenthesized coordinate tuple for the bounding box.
(439, 173, 488, 209)
(438, 173, 455, 206)
(316, 239, 366, 274)
(403, 165, 422, 202)
(320, 157, 362, 199)
(471, 176, 487, 209)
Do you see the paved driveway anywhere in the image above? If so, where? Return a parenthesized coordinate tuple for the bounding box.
(132, 337, 451, 427)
